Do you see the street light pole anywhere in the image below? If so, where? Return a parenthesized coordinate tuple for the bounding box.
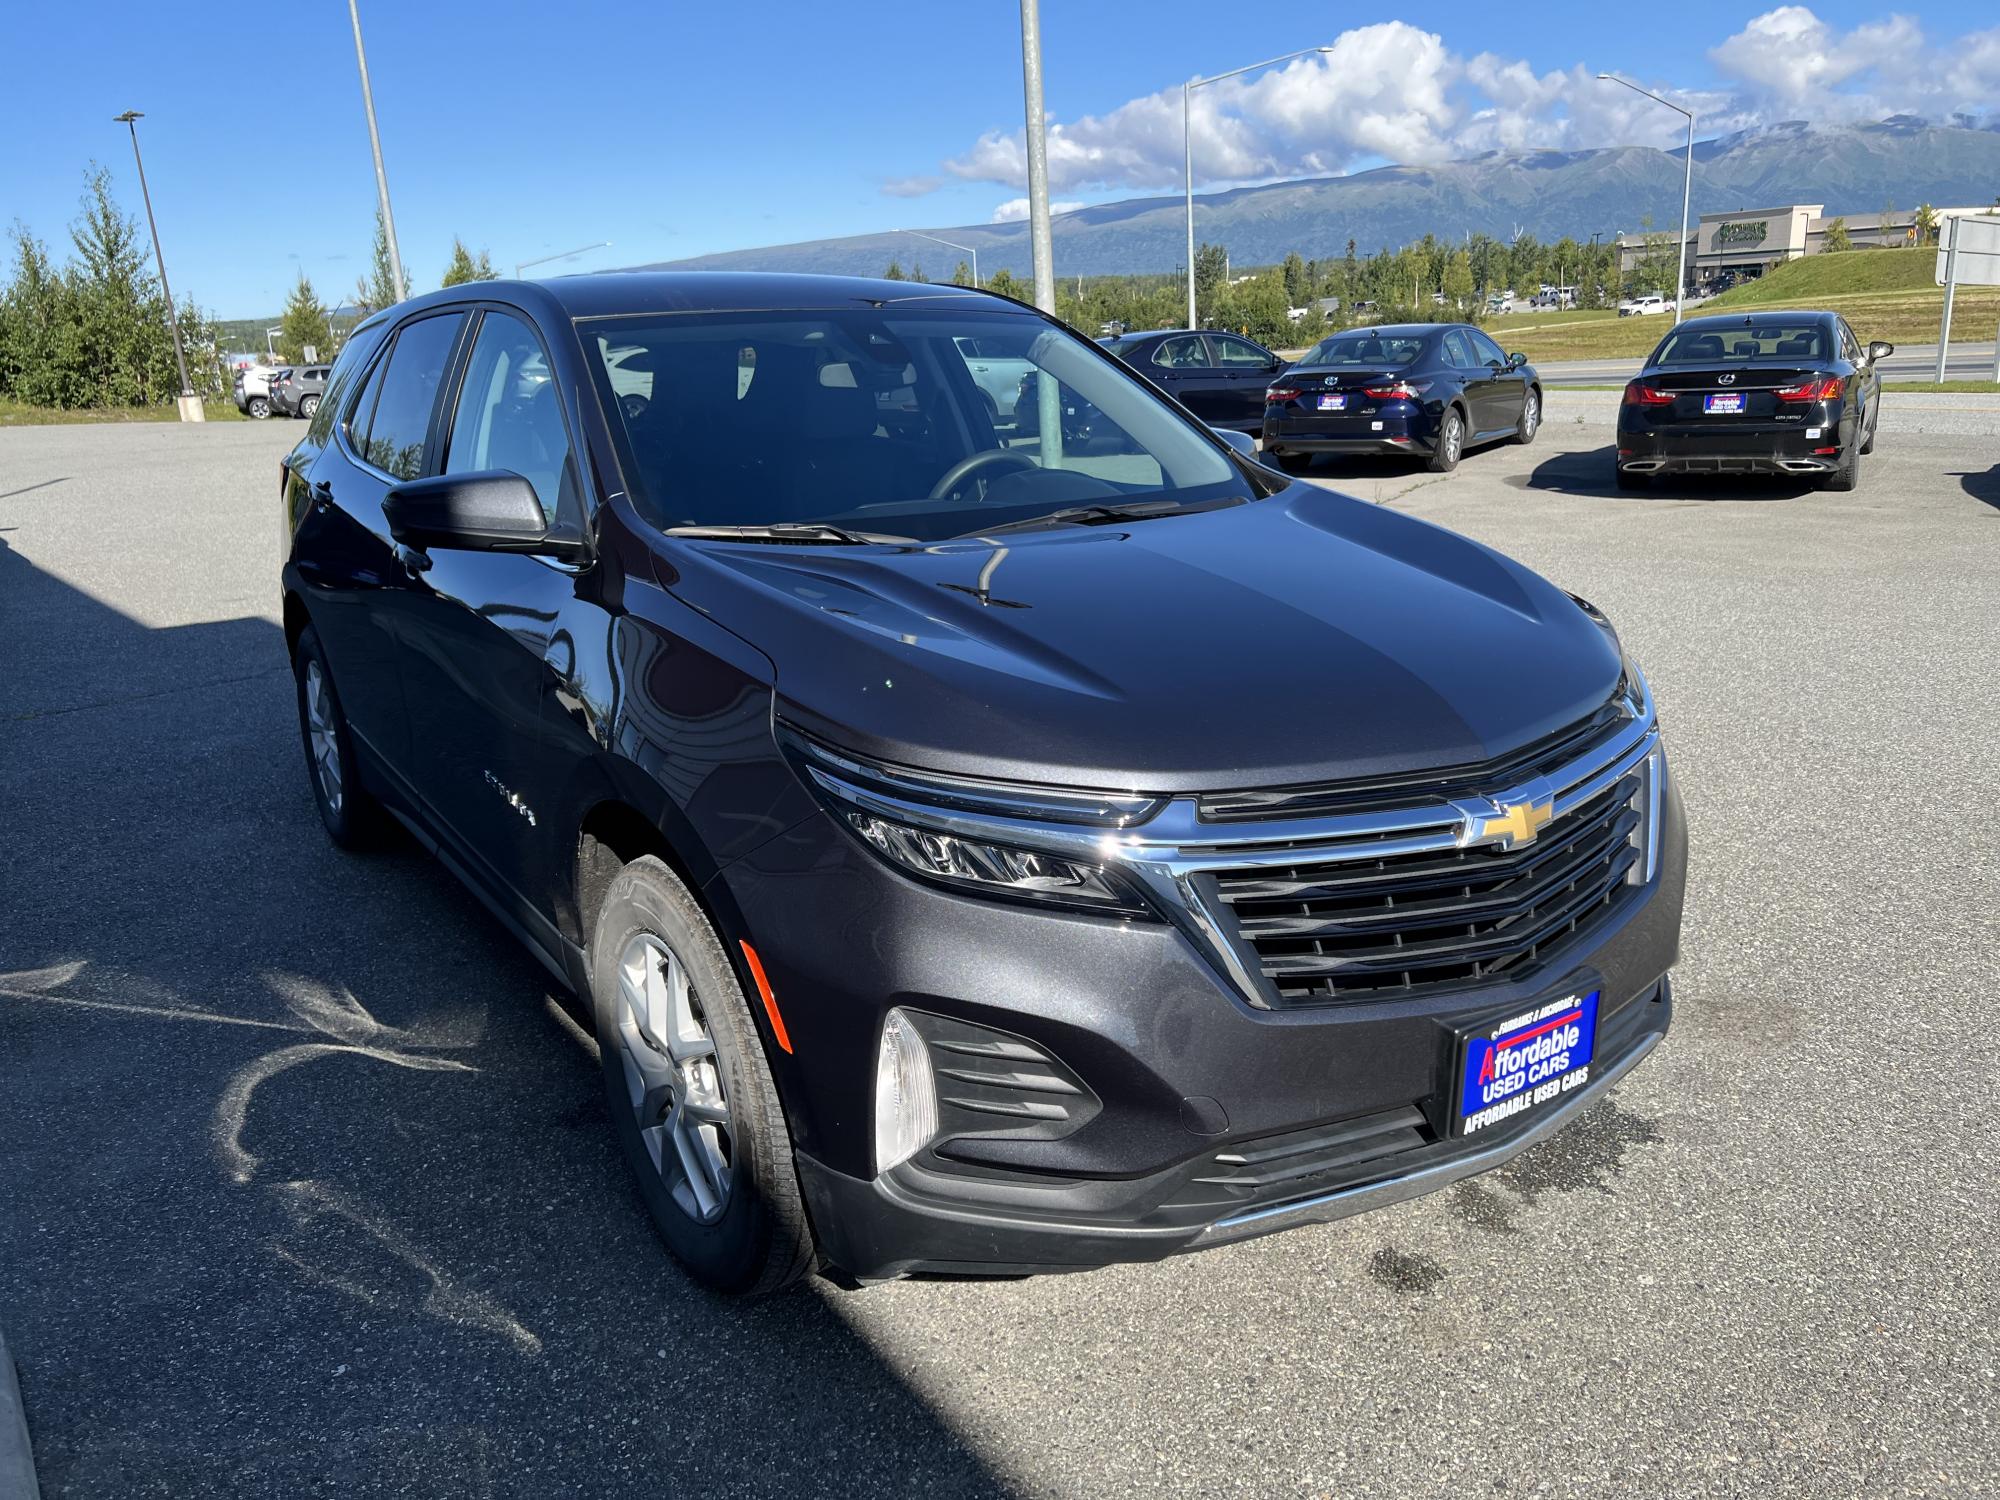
(1017, 0, 1056, 316)
(1598, 72, 1694, 324)
(1183, 45, 1334, 329)
(348, 0, 406, 303)
(515, 241, 611, 279)
(902, 230, 978, 288)
(112, 111, 196, 416)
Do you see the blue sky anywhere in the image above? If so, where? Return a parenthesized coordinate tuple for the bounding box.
(3, 2, 1995, 318)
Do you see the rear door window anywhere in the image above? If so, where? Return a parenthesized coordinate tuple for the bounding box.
(1442, 329, 1480, 369)
(1151, 335, 1208, 370)
(1207, 335, 1271, 368)
(1468, 330, 1509, 367)
(356, 313, 465, 480)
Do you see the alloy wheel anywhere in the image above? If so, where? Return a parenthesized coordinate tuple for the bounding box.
(1521, 393, 1538, 438)
(1443, 415, 1462, 462)
(302, 659, 342, 815)
(615, 933, 734, 1225)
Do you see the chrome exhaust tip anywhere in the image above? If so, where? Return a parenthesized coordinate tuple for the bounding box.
(1620, 460, 1665, 473)
(1777, 460, 1828, 474)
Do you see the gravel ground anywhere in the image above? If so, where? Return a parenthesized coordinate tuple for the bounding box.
(1, 409, 1995, 1499)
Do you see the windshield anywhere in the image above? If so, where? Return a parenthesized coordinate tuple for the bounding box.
(581, 307, 1251, 542)
(1300, 332, 1426, 367)
(1651, 323, 1829, 364)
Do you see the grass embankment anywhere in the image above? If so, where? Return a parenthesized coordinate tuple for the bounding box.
(1489, 249, 1999, 362)
(0, 398, 248, 427)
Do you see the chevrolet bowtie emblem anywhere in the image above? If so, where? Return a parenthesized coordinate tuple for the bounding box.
(1477, 795, 1554, 850)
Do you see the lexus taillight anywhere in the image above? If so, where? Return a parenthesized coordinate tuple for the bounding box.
(1363, 381, 1430, 400)
(1776, 376, 1844, 402)
(1623, 382, 1675, 407)
(1265, 386, 1302, 403)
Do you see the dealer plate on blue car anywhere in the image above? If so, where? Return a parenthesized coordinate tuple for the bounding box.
(1703, 392, 1745, 414)
(1455, 989, 1599, 1136)
(1317, 393, 1347, 410)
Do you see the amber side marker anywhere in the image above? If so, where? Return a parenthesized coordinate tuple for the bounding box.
(739, 940, 793, 1054)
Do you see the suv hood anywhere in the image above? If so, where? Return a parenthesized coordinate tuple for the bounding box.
(660, 487, 1622, 793)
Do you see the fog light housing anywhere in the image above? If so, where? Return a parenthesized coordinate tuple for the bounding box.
(1628, 747, 1664, 885)
(875, 1008, 937, 1175)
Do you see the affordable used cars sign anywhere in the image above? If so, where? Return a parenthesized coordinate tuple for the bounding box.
(1458, 990, 1599, 1134)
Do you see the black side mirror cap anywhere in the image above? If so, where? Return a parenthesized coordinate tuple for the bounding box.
(1867, 341, 1895, 363)
(382, 471, 582, 559)
(1508, 351, 1529, 369)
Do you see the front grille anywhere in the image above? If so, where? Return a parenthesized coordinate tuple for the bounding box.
(1209, 773, 1643, 1004)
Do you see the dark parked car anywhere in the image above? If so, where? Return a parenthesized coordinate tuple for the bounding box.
(1101, 328, 1287, 433)
(1615, 310, 1888, 491)
(270, 364, 331, 419)
(1263, 324, 1541, 473)
(281, 274, 1685, 1294)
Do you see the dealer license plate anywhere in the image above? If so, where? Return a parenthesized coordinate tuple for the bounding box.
(1317, 393, 1347, 410)
(1703, 392, 1745, 414)
(1455, 990, 1599, 1136)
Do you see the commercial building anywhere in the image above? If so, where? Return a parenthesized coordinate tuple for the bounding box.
(1613, 203, 1993, 290)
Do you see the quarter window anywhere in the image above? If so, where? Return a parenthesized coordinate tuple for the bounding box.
(445, 311, 573, 523)
(356, 313, 464, 480)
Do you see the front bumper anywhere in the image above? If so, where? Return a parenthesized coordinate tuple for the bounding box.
(715, 764, 1687, 1282)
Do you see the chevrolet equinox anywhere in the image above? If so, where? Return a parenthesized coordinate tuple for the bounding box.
(279, 274, 1686, 1293)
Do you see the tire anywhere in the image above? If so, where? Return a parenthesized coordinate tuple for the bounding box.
(1614, 465, 1651, 492)
(299, 395, 320, 420)
(1426, 407, 1465, 473)
(1820, 442, 1860, 492)
(1859, 410, 1876, 456)
(248, 396, 271, 419)
(292, 625, 389, 849)
(590, 856, 814, 1296)
(1513, 387, 1540, 445)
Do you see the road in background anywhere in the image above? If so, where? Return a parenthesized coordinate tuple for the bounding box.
(1537, 339, 1998, 386)
(1, 415, 1995, 1497)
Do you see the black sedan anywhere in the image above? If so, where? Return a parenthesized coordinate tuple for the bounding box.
(1615, 311, 1889, 491)
(1100, 328, 1286, 433)
(1261, 324, 1541, 473)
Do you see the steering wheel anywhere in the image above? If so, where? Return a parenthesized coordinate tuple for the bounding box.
(929, 448, 1037, 502)
(620, 392, 650, 421)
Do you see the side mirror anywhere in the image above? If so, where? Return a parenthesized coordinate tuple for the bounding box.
(383, 471, 577, 559)
(1867, 341, 1894, 364)
(1508, 351, 1529, 369)
(1209, 426, 1258, 458)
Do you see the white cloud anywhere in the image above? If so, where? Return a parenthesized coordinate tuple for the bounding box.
(990, 197, 1086, 223)
(896, 9, 2000, 200)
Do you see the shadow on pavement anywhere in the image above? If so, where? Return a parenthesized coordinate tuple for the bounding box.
(0, 534, 1012, 1498)
(1506, 445, 1821, 502)
(1954, 465, 1999, 512)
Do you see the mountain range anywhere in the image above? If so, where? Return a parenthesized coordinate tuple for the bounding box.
(634, 118, 2000, 279)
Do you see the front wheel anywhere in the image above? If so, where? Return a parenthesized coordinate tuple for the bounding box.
(1513, 388, 1540, 445)
(1426, 408, 1465, 472)
(248, 396, 271, 419)
(590, 856, 815, 1296)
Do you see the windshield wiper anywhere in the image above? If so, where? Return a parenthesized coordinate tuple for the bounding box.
(953, 496, 1243, 541)
(663, 522, 915, 545)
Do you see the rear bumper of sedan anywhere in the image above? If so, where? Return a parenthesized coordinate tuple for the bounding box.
(1618, 409, 1849, 474)
(720, 763, 1687, 1283)
(1263, 406, 1435, 456)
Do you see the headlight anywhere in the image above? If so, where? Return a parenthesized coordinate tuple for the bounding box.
(782, 729, 1159, 916)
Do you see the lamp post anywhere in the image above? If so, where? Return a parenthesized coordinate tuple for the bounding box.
(515, 241, 610, 279)
(348, 0, 406, 303)
(901, 230, 978, 288)
(1184, 45, 1333, 329)
(1597, 73, 1694, 324)
(112, 111, 198, 419)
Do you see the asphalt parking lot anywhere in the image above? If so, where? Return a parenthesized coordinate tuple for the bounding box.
(2, 400, 1996, 1498)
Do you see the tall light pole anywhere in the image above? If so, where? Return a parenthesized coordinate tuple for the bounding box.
(1017, 0, 1056, 316)
(1184, 46, 1333, 329)
(348, 0, 406, 303)
(516, 241, 610, 279)
(112, 111, 197, 419)
(902, 230, 978, 288)
(1598, 72, 1694, 324)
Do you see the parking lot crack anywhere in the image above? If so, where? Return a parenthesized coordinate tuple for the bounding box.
(4, 663, 290, 724)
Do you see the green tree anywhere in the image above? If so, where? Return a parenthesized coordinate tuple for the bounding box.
(1280, 251, 1308, 307)
(0, 223, 83, 407)
(354, 208, 403, 312)
(1822, 217, 1851, 254)
(986, 267, 1023, 299)
(882, 258, 906, 281)
(1441, 249, 1475, 314)
(1192, 243, 1229, 319)
(440, 237, 497, 286)
(68, 163, 187, 406)
(951, 260, 974, 287)
(909, 259, 927, 283)
(1913, 203, 1939, 245)
(277, 272, 333, 365)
